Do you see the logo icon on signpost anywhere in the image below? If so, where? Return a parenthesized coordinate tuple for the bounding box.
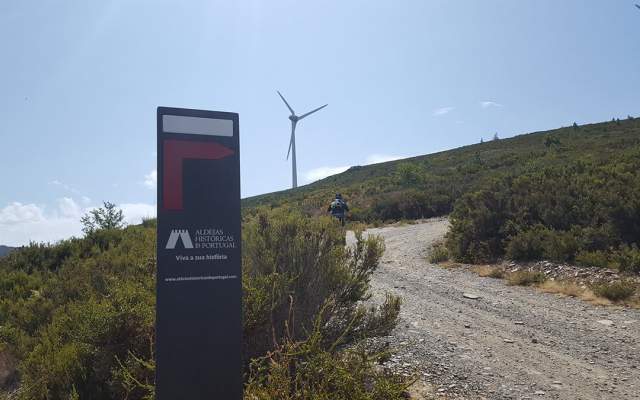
(165, 229, 194, 249)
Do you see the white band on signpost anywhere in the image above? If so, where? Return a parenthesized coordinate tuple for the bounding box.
(162, 115, 234, 136)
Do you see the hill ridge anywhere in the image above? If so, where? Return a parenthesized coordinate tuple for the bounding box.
(0, 245, 15, 257)
(242, 117, 640, 223)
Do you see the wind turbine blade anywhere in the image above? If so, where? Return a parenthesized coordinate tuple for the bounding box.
(298, 104, 328, 120)
(277, 91, 295, 115)
(636, 4, 640, 10)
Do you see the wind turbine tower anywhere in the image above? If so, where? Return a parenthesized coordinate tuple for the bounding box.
(277, 91, 328, 188)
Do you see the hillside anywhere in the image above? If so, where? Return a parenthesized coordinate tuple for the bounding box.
(0, 246, 14, 257)
(243, 117, 640, 222)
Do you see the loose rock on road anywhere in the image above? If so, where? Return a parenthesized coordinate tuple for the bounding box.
(350, 219, 640, 399)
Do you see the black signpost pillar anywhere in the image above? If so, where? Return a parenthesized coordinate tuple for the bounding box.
(156, 107, 241, 399)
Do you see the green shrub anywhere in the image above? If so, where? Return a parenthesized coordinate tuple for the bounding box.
(611, 244, 640, 274)
(0, 209, 401, 400)
(445, 186, 509, 263)
(447, 144, 640, 265)
(428, 243, 449, 263)
(242, 209, 398, 361)
(592, 281, 636, 302)
(575, 250, 610, 268)
(245, 310, 408, 400)
(507, 271, 547, 286)
(542, 230, 580, 262)
(505, 227, 547, 261)
(369, 190, 448, 221)
(506, 227, 580, 263)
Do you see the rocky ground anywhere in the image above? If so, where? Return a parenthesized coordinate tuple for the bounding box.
(462, 260, 640, 287)
(350, 219, 640, 400)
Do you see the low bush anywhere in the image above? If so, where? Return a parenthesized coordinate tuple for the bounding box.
(505, 227, 580, 263)
(611, 244, 640, 274)
(542, 230, 581, 263)
(575, 250, 610, 268)
(243, 209, 400, 361)
(446, 143, 640, 267)
(244, 305, 409, 400)
(428, 243, 449, 263)
(505, 227, 546, 261)
(0, 209, 402, 399)
(592, 281, 636, 302)
(507, 271, 547, 286)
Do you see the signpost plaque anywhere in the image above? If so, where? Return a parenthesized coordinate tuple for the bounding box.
(156, 107, 241, 399)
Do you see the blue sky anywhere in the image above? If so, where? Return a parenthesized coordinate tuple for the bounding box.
(1, 0, 639, 245)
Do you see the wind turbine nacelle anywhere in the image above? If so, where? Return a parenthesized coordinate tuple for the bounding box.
(289, 115, 299, 122)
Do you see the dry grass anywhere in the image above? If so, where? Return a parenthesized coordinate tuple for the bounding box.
(539, 280, 612, 306)
(539, 280, 585, 297)
(506, 271, 547, 286)
(438, 261, 462, 269)
(473, 266, 505, 279)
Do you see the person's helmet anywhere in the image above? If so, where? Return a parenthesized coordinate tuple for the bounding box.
(336, 193, 342, 199)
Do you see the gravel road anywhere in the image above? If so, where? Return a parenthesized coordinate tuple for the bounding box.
(352, 219, 640, 400)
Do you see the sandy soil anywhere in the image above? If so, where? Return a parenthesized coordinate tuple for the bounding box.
(350, 219, 640, 400)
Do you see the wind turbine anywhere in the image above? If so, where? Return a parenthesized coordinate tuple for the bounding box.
(277, 91, 328, 188)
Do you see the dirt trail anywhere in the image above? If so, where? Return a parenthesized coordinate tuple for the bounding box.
(351, 219, 640, 400)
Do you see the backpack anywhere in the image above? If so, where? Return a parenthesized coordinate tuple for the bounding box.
(330, 199, 344, 212)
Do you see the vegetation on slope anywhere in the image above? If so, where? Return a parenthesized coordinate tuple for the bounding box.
(245, 117, 640, 272)
(243, 118, 640, 225)
(445, 134, 640, 270)
(0, 208, 404, 399)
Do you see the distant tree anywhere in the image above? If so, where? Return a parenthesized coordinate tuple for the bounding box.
(81, 201, 124, 234)
(572, 122, 579, 130)
(480, 138, 484, 144)
(616, 118, 621, 126)
(493, 132, 499, 141)
(628, 115, 634, 120)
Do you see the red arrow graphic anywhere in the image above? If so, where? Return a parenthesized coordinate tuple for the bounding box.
(163, 139, 234, 210)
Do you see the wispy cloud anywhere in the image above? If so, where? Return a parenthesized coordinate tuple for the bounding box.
(365, 154, 403, 164)
(49, 179, 82, 195)
(433, 106, 454, 116)
(144, 169, 157, 189)
(480, 101, 503, 109)
(304, 166, 350, 183)
(303, 154, 405, 184)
